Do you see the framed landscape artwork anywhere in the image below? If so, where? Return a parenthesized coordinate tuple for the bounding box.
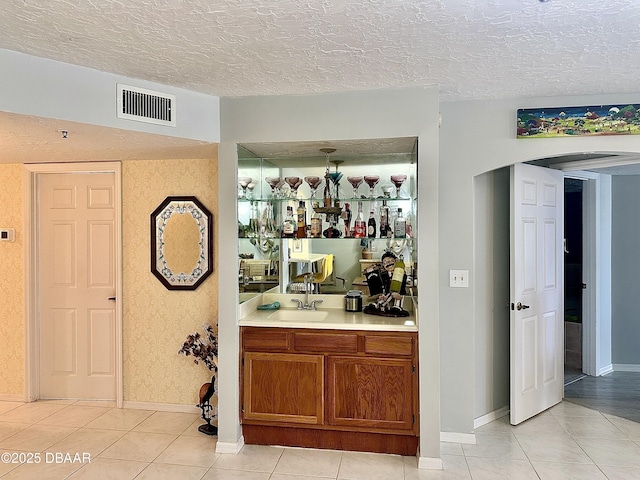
(517, 104, 640, 138)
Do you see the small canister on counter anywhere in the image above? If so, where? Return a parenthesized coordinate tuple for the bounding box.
(344, 290, 363, 312)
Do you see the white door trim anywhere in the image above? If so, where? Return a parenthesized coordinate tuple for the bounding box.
(23, 162, 123, 406)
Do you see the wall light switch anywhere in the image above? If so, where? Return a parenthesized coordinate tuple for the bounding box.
(449, 269, 469, 288)
(0, 228, 15, 242)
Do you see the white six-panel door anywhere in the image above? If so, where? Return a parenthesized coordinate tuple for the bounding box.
(510, 163, 564, 425)
(38, 172, 116, 400)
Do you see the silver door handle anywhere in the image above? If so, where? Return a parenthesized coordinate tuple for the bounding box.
(108, 297, 116, 301)
(516, 302, 530, 311)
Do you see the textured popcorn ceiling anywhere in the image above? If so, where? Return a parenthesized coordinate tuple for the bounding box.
(1, 0, 639, 101)
(2, 0, 640, 163)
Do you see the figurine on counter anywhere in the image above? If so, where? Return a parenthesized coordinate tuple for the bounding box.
(363, 251, 409, 317)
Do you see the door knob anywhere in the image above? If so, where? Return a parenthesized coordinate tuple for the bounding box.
(108, 296, 116, 301)
(516, 302, 530, 311)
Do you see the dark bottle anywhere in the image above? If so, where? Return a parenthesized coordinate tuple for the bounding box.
(296, 200, 307, 238)
(379, 200, 389, 238)
(367, 210, 377, 238)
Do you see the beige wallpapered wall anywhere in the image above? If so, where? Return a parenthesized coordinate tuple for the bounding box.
(0, 164, 25, 397)
(122, 155, 219, 405)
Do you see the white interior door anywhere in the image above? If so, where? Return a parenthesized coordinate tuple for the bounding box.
(510, 163, 564, 425)
(38, 172, 116, 400)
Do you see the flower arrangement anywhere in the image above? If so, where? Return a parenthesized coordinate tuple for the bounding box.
(178, 322, 218, 372)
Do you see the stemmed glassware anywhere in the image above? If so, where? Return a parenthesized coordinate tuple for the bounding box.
(304, 176, 323, 200)
(238, 177, 252, 198)
(347, 176, 363, 198)
(285, 176, 302, 198)
(363, 175, 380, 198)
(246, 181, 257, 200)
(390, 174, 407, 198)
(265, 177, 281, 198)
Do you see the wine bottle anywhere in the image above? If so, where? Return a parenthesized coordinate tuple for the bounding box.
(394, 207, 406, 238)
(310, 210, 322, 238)
(353, 201, 366, 238)
(389, 254, 405, 294)
(281, 206, 295, 238)
(296, 200, 307, 238)
(367, 210, 377, 238)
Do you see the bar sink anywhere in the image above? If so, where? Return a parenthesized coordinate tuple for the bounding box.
(267, 309, 329, 322)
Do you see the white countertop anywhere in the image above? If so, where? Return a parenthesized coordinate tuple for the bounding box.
(239, 293, 417, 332)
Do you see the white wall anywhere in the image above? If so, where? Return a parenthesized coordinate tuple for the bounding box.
(0, 49, 219, 142)
(218, 87, 441, 463)
(440, 94, 640, 434)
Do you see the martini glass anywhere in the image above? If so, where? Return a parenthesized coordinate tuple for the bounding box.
(238, 177, 252, 198)
(265, 177, 281, 198)
(246, 181, 257, 200)
(364, 175, 380, 198)
(304, 176, 323, 199)
(390, 174, 407, 198)
(328, 172, 343, 200)
(285, 176, 302, 198)
(347, 176, 364, 198)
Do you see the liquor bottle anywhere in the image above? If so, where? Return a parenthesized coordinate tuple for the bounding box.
(310, 210, 322, 238)
(367, 210, 377, 238)
(389, 254, 405, 294)
(341, 202, 352, 237)
(394, 207, 406, 238)
(406, 213, 413, 238)
(281, 205, 295, 238)
(353, 201, 366, 238)
(296, 200, 307, 238)
(379, 200, 389, 238)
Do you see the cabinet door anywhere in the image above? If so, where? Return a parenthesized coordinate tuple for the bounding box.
(328, 356, 414, 431)
(243, 352, 324, 425)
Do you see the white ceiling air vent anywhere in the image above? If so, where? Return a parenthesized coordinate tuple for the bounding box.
(117, 84, 176, 127)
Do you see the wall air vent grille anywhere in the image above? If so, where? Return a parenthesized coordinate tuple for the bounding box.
(116, 84, 176, 127)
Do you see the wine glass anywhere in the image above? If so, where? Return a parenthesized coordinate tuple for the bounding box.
(390, 174, 407, 198)
(265, 177, 281, 198)
(304, 176, 323, 199)
(238, 177, 252, 198)
(285, 176, 302, 197)
(328, 172, 343, 199)
(363, 175, 380, 198)
(347, 176, 364, 198)
(246, 181, 257, 200)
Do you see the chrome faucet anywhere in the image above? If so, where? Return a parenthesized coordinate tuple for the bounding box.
(291, 273, 323, 310)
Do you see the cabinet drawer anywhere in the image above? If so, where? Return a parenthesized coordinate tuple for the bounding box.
(364, 335, 413, 356)
(294, 333, 358, 353)
(243, 328, 290, 351)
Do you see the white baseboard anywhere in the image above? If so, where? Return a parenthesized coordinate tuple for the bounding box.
(122, 401, 201, 414)
(612, 364, 640, 372)
(216, 436, 245, 454)
(474, 405, 509, 429)
(440, 431, 476, 444)
(598, 364, 614, 376)
(0, 393, 25, 402)
(417, 456, 443, 470)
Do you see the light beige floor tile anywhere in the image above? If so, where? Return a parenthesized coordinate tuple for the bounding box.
(461, 433, 527, 460)
(508, 412, 567, 437)
(133, 410, 200, 434)
(0, 402, 24, 416)
(603, 414, 640, 441)
(0, 401, 68, 424)
(271, 475, 335, 480)
(37, 405, 111, 428)
(67, 457, 148, 479)
(0, 457, 84, 480)
(404, 454, 471, 479)
(0, 424, 76, 452)
(83, 408, 153, 431)
(576, 437, 640, 468)
(46, 427, 125, 457)
(438, 442, 464, 456)
(474, 416, 513, 434)
(73, 400, 117, 408)
(211, 444, 283, 473)
(530, 460, 607, 480)
(98, 431, 177, 462)
(136, 462, 209, 480)
(273, 447, 342, 477)
(203, 468, 270, 479)
(598, 464, 640, 480)
(465, 457, 539, 480)
(515, 432, 593, 464)
(182, 417, 216, 436)
(0, 454, 20, 477)
(549, 401, 607, 418)
(154, 434, 218, 467)
(0, 422, 30, 441)
(555, 416, 627, 439)
(338, 451, 404, 480)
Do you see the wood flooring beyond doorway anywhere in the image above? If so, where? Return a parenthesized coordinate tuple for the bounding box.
(564, 371, 640, 424)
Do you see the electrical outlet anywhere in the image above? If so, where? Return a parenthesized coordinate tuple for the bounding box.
(292, 238, 303, 253)
(449, 269, 469, 288)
